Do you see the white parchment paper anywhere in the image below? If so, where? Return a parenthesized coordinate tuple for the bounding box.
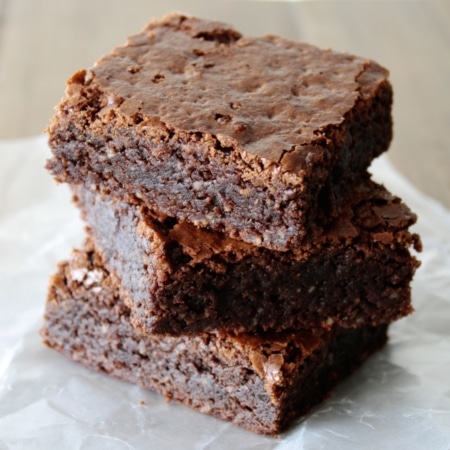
(0, 136, 449, 450)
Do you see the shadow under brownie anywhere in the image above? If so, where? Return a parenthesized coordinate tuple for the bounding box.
(46, 13, 393, 252)
(41, 242, 389, 435)
(73, 178, 421, 336)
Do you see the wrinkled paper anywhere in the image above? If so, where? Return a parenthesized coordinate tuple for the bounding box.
(0, 136, 449, 450)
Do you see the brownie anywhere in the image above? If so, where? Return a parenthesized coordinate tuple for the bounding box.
(46, 13, 393, 251)
(72, 178, 421, 336)
(41, 242, 389, 435)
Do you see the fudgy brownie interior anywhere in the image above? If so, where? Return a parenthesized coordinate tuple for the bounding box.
(73, 177, 420, 335)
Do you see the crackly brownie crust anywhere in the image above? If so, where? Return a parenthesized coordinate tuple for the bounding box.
(73, 178, 420, 336)
(41, 243, 388, 435)
(46, 13, 393, 251)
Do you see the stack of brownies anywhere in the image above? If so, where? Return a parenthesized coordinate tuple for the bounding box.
(41, 14, 421, 435)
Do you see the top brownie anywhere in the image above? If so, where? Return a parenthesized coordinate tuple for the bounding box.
(46, 13, 393, 251)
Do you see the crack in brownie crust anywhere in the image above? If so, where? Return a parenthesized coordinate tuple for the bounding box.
(41, 243, 389, 435)
(46, 13, 393, 251)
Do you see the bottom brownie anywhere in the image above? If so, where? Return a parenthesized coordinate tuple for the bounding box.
(41, 242, 388, 435)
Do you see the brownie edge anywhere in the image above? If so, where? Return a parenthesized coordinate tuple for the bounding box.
(41, 242, 389, 435)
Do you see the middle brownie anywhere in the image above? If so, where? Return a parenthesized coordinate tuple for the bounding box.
(73, 178, 420, 336)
